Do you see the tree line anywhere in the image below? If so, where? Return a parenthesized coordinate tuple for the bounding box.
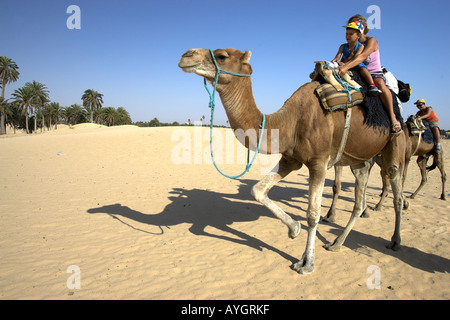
(0, 56, 132, 134)
(134, 117, 229, 128)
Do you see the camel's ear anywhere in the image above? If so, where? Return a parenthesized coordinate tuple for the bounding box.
(242, 51, 252, 64)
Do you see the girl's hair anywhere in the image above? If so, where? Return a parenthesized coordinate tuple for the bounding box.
(348, 14, 369, 35)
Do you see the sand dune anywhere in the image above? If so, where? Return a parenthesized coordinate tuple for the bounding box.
(0, 125, 448, 300)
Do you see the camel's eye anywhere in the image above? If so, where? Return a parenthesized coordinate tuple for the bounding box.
(217, 55, 227, 61)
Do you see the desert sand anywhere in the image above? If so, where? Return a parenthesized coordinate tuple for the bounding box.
(0, 124, 449, 300)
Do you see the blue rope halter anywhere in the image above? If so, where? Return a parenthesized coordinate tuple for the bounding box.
(204, 49, 266, 179)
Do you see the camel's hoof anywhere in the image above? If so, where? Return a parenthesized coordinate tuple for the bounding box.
(291, 259, 314, 275)
(409, 195, 416, 199)
(288, 221, 301, 239)
(440, 194, 446, 201)
(320, 215, 335, 223)
(403, 200, 409, 210)
(360, 210, 370, 218)
(323, 242, 341, 252)
(386, 240, 401, 251)
(373, 205, 382, 212)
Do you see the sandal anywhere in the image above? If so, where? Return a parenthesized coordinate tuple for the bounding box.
(391, 121, 402, 135)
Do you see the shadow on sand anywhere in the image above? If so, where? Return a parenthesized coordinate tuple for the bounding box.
(87, 177, 450, 273)
(88, 179, 305, 264)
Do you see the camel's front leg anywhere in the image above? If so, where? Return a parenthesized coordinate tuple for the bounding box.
(324, 161, 371, 252)
(251, 156, 302, 239)
(292, 163, 327, 274)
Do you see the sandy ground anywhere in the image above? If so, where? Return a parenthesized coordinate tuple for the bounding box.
(0, 124, 449, 300)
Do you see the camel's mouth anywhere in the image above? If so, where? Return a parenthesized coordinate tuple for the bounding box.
(178, 60, 200, 73)
(179, 65, 198, 73)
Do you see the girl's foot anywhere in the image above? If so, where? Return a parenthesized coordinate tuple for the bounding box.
(391, 121, 402, 135)
(367, 84, 382, 97)
(435, 143, 441, 152)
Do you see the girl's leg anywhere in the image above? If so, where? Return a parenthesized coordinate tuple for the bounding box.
(374, 77, 401, 133)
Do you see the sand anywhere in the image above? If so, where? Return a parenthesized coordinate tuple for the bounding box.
(0, 124, 449, 300)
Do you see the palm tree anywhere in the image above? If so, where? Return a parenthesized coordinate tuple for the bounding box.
(63, 104, 87, 125)
(11, 86, 33, 133)
(82, 89, 103, 123)
(116, 107, 131, 125)
(4, 99, 22, 134)
(0, 56, 20, 134)
(96, 107, 116, 126)
(26, 81, 49, 133)
(47, 102, 60, 130)
(0, 97, 10, 132)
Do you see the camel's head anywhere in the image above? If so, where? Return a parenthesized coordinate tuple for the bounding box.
(178, 48, 252, 84)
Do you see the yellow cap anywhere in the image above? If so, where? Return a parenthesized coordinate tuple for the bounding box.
(414, 99, 426, 105)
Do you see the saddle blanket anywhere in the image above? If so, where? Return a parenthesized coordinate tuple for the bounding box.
(315, 83, 364, 112)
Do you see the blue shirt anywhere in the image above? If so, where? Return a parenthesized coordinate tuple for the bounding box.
(342, 43, 367, 69)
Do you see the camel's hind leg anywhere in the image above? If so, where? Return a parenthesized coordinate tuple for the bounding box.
(322, 166, 343, 223)
(373, 162, 389, 211)
(409, 155, 428, 199)
(383, 136, 405, 250)
(436, 151, 447, 200)
(324, 160, 372, 252)
(251, 156, 302, 239)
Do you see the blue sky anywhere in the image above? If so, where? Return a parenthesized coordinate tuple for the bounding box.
(1, 0, 449, 128)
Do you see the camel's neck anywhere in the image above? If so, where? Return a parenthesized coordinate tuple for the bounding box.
(218, 77, 262, 132)
(217, 77, 293, 154)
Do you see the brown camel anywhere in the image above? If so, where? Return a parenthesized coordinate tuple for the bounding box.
(324, 121, 446, 223)
(178, 48, 406, 274)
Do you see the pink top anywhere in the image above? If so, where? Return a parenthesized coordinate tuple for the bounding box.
(364, 49, 382, 75)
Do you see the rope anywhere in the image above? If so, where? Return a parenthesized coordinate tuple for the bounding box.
(327, 108, 352, 169)
(331, 69, 360, 101)
(204, 49, 266, 179)
(326, 67, 359, 169)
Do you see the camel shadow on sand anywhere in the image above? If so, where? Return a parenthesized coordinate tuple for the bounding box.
(87, 179, 306, 264)
(87, 178, 450, 274)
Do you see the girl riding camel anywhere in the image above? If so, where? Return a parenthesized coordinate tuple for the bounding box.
(338, 14, 402, 135)
(331, 21, 381, 97)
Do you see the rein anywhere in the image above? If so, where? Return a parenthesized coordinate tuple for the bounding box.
(326, 66, 360, 169)
(204, 49, 266, 179)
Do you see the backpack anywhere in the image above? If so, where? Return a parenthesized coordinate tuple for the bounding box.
(397, 80, 411, 103)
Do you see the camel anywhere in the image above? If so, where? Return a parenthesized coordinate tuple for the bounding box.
(324, 119, 446, 223)
(178, 48, 406, 274)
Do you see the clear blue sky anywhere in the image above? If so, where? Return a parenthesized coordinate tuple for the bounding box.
(1, 0, 449, 128)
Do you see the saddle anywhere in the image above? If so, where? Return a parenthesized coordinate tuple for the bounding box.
(315, 83, 364, 112)
(406, 115, 426, 136)
(406, 115, 434, 143)
(312, 61, 363, 111)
